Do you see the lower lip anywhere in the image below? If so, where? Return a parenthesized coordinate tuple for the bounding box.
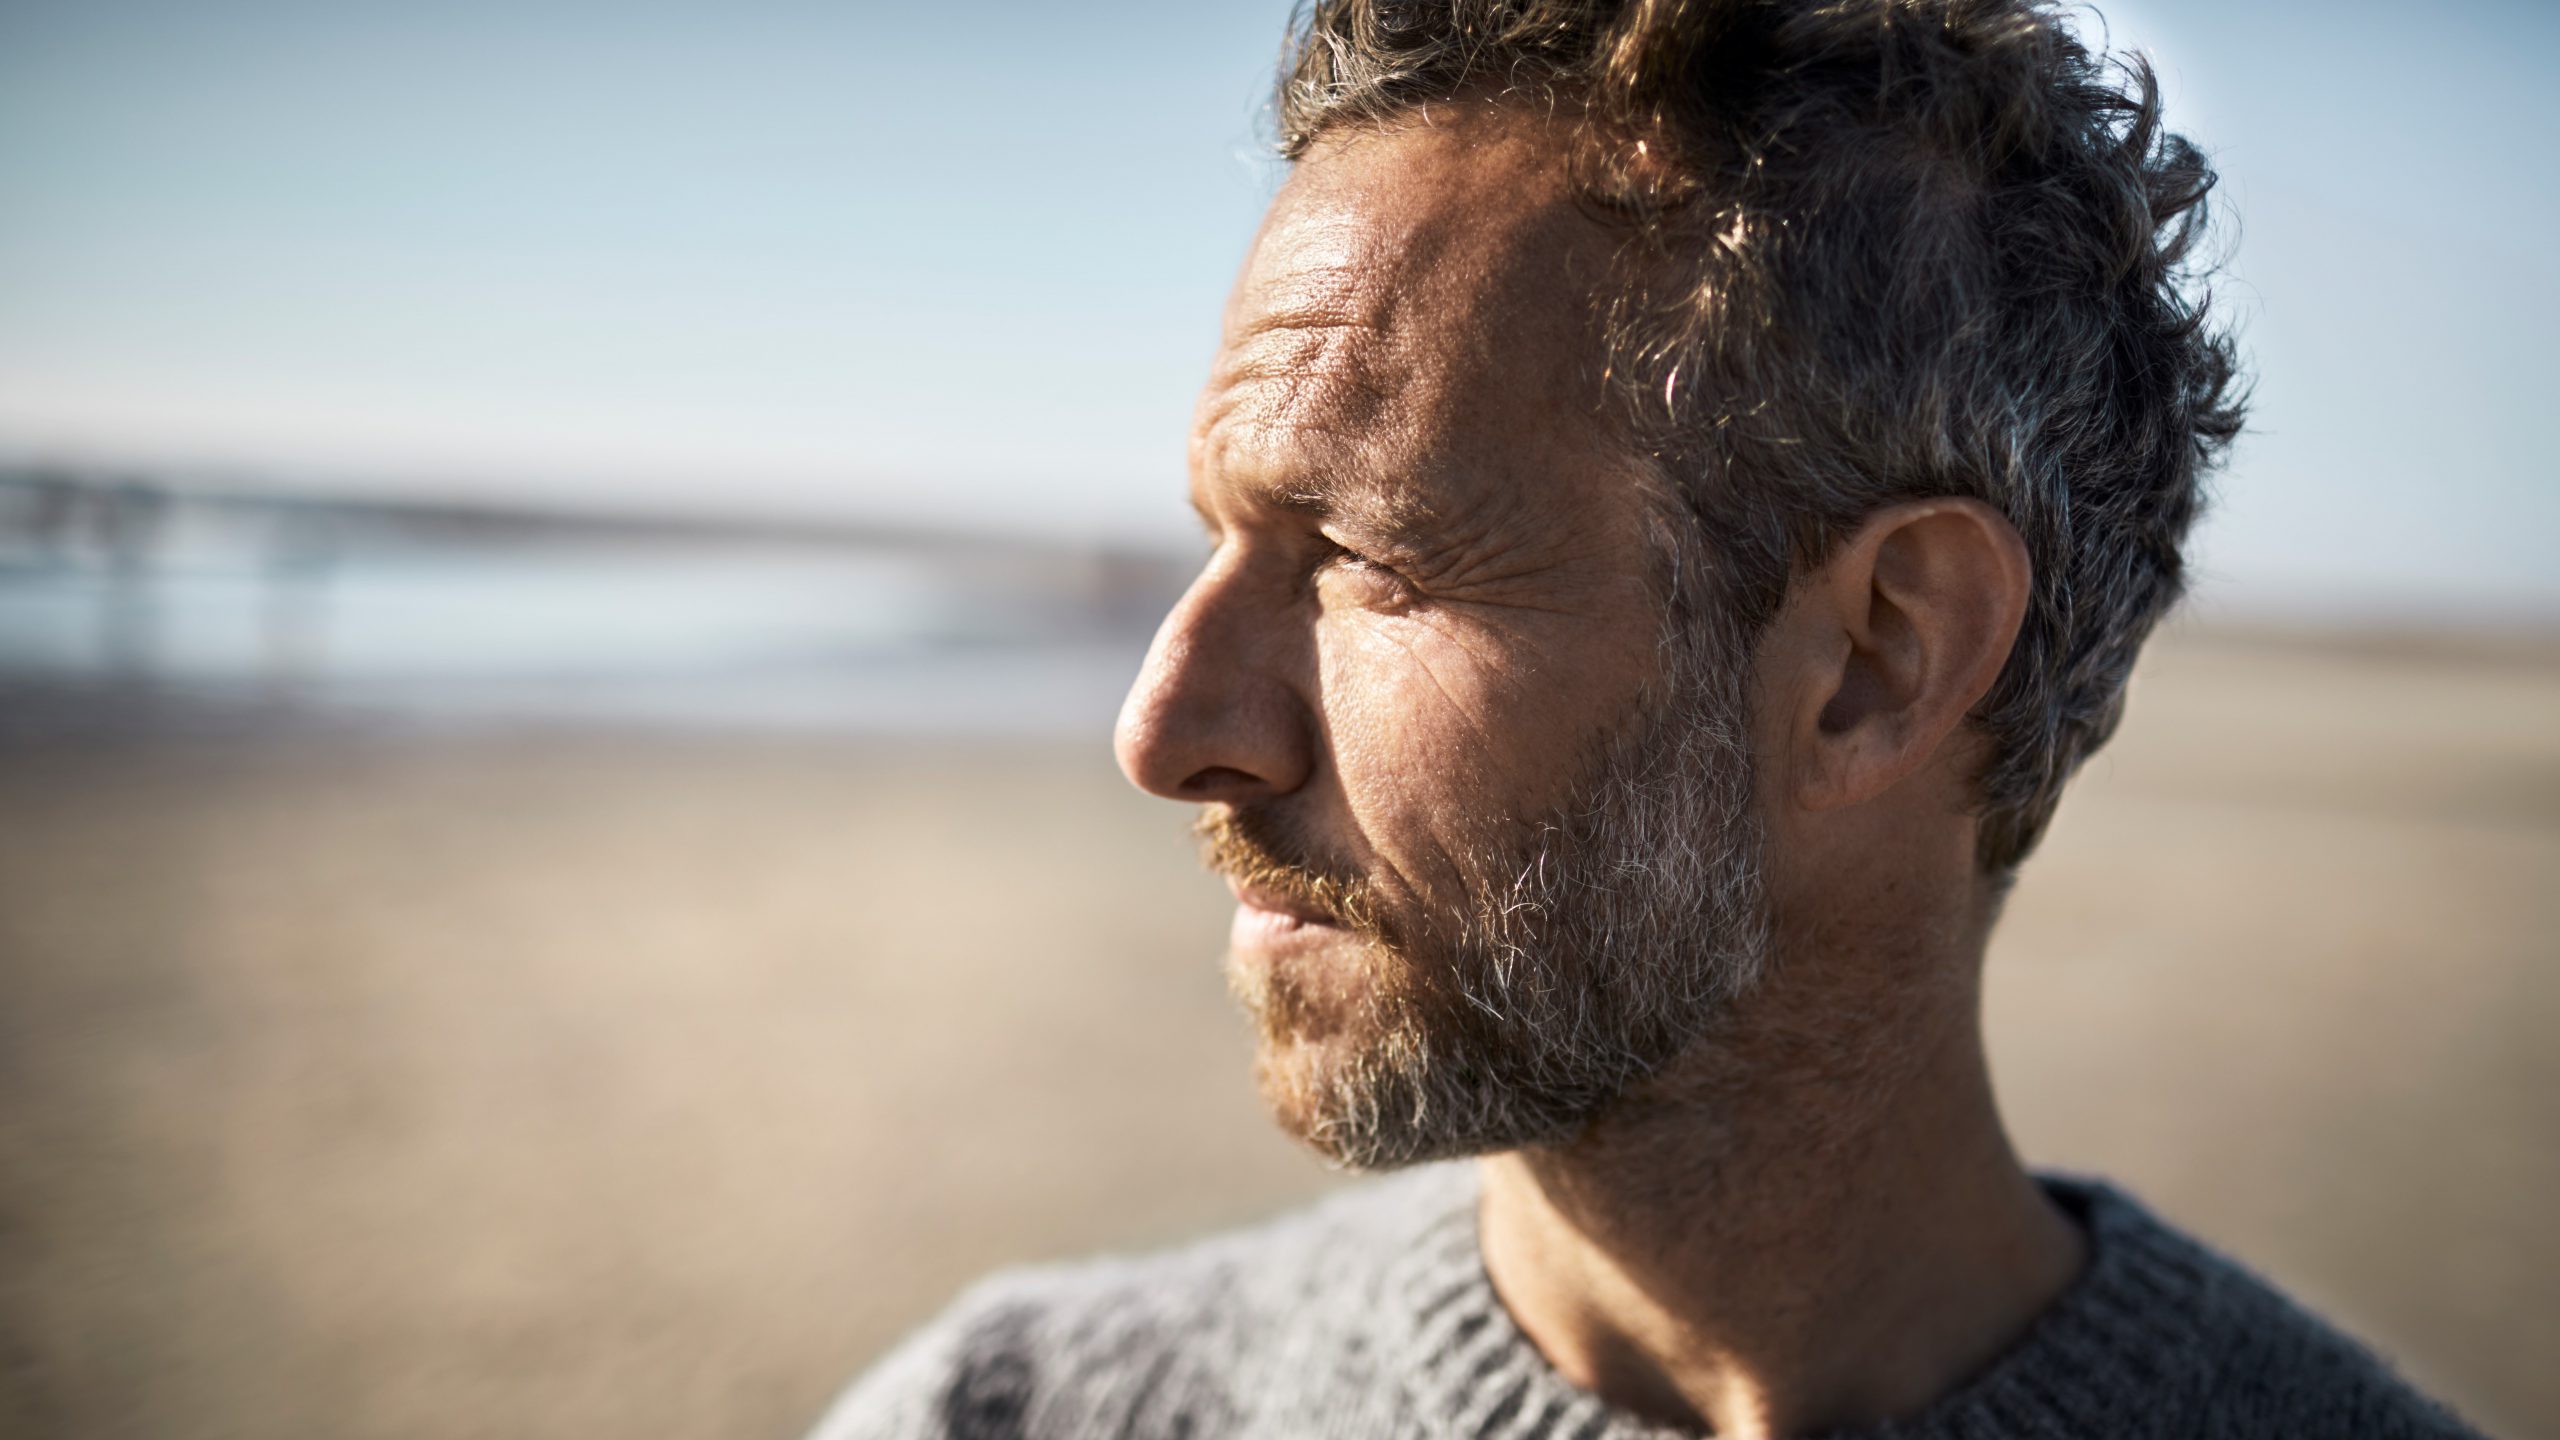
(1231, 902, 1347, 954)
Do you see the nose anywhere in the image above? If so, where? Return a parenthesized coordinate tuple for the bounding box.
(1114, 560, 1314, 805)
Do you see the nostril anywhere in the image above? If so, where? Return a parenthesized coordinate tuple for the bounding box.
(1179, 765, 1264, 799)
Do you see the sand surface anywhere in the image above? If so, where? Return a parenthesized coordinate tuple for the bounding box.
(2, 628, 2553, 1438)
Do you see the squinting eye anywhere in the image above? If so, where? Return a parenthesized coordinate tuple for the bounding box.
(1314, 540, 1418, 610)
(1314, 535, 1380, 575)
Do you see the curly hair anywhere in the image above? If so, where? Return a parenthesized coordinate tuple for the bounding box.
(1276, 0, 2247, 875)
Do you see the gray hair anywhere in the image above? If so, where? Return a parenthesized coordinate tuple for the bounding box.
(1277, 0, 2248, 875)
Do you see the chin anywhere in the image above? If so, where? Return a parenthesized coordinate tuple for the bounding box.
(1230, 951, 1413, 1168)
(1239, 1007, 1525, 1172)
(1248, 1039, 1354, 1159)
(1226, 931, 1616, 1170)
(1224, 930, 1379, 1045)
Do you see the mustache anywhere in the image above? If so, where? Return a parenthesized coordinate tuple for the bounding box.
(1192, 807, 1395, 944)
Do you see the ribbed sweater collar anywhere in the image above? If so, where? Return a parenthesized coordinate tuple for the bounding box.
(1367, 1169, 2219, 1440)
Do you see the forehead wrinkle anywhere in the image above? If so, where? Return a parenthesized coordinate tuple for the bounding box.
(1212, 321, 1403, 442)
(1190, 402, 1428, 540)
(1195, 110, 1623, 549)
(1196, 246, 1427, 534)
(1211, 241, 1419, 438)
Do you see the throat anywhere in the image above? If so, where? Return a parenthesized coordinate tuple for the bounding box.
(1473, 1011, 2086, 1439)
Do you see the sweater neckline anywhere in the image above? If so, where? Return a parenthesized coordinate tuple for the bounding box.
(1369, 1168, 2219, 1440)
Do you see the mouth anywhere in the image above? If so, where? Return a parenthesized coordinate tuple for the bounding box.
(1226, 878, 1351, 952)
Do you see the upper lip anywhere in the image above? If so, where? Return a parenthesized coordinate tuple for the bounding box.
(1227, 878, 1336, 925)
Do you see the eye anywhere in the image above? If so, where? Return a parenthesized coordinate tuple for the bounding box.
(1311, 533, 1377, 573)
(1312, 536, 1418, 611)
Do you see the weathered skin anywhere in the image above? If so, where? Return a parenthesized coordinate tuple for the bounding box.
(1116, 105, 2078, 1439)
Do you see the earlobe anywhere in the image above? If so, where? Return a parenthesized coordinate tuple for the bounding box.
(1781, 500, 2031, 815)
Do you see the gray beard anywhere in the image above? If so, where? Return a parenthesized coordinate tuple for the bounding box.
(1231, 608, 1772, 1171)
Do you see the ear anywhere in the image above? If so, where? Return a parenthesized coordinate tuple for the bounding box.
(1763, 499, 2031, 814)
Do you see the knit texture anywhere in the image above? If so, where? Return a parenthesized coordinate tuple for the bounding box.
(809, 1166, 2483, 1439)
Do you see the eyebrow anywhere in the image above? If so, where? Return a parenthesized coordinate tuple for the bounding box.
(1193, 471, 1421, 539)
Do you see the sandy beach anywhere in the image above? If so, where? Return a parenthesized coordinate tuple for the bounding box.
(2, 625, 2553, 1438)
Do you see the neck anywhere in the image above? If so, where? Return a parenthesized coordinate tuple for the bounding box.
(1475, 911, 2084, 1438)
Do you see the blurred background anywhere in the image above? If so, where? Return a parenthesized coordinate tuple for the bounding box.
(1, 1, 2553, 1436)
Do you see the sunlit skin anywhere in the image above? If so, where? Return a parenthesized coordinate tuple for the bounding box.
(1114, 105, 2085, 1440)
(1115, 113, 1672, 1104)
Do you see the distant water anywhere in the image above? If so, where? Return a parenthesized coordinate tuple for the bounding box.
(0, 544, 1156, 738)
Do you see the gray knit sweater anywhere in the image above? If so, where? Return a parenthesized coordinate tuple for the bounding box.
(810, 1165, 2481, 1439)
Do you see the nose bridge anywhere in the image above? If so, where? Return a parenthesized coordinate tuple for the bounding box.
(1130, 562, 1232, 738)
(1115, 551, 1311, 803)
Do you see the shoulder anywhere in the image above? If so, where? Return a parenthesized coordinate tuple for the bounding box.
(804, 1165, 1475, 1440)
(2050, 1176, 2487, 1440)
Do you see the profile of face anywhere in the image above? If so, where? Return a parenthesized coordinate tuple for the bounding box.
(1113, 114, 1773, 1170)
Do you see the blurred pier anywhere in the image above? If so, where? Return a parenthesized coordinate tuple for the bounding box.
(0, 467, 1194, 740)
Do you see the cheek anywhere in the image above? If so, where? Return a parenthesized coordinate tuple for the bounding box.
(1320, 630, 1488, 827)
(1311, 611, 1643, 879)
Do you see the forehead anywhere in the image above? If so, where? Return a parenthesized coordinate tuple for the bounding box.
(1196, 109, 1623, 512)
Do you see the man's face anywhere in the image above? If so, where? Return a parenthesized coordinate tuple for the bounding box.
(1113, 113, 1770, 1168)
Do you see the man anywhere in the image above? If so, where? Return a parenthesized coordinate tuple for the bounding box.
(816, 1, 2481, 1436)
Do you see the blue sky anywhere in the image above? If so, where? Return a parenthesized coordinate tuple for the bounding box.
(2, 0, 2553, 619)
